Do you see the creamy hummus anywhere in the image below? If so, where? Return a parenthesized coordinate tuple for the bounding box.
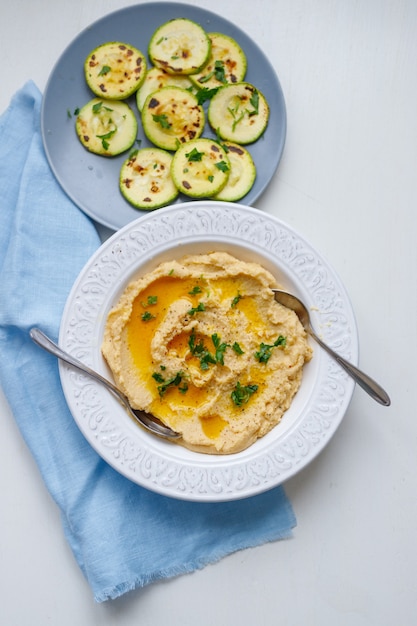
(102, 252, 312, 454)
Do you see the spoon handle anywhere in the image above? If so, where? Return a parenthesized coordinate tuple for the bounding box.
(30, 328, 181, 439)
(309, 329, 391, 406)
(29, 327, 125, 403)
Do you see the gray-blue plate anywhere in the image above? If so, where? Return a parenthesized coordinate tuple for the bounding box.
(41, 2, 286, 231)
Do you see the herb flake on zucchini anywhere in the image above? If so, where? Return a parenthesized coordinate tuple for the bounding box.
(171, 138, 230, 197)
(148, 18, 211, 75)
(141, 86, 204, 151)
(120, 148, 179, 209)
(213, 142, 256, 201)
(208, 82, 270, 144)
(190, 33, 247, 89)
(75, 98, 138, 156)
(84, 42, 147, 100)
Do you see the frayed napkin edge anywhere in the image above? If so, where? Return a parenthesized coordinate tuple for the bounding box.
(95, 524, 295, 602)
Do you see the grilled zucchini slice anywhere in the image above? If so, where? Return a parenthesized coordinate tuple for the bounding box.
(136, 66, 193, 112)
(75, 99, 137, 156)
(171, 138, 230, 197)
(120, 148, 178, 209)
(148, 18, 211, 75)
(141, 86, 204, 151)
(84, 42, 146, 99)
(208, 82, 269, 144)
(213, 142, 256, 201)
(190, 32, 247, 89)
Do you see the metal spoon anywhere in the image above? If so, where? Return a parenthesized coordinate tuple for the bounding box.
(29, 327, 181, 439)
(272, 290, 391, 406)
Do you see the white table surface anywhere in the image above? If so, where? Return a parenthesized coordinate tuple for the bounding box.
(1, 0, 416, 624)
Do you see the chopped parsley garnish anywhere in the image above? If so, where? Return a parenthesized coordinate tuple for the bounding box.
(141, 311, 155, 322)
(142, 295, 158, 307)
(195, 86, 219, 105)
(228, 102, 245, 132)
(254, 335, 287, 363)
(232, 342, 244, 355)
(188, 331, 216, 370)
(67, 106, 80, 119)
(199, 74, 211, 84)
(211, 333, 228, 365)
(231, 292, 242, 308)
(249, 90, 259, 115)
(96, 128, 116, 150)
(92, 101, 113, 114)
(188, 302, 206, 315)
(187, 330, 198, 354)
(186, 147, 204, 162)
(152, 371, 186, 396)
(140, 295, 157, 320)
(98, 65, 111, 76)
(213, 60, 227, 83)
(231, 382, 258, 406)
(199, 352, 217, 371)
(200, 60, 227, 84)
(188, 330, 229, 370)
(227, 89, 260, 130)
(189, 285, 202, 295)
(215, 160, 229, 172)
(152, 113, 171, 129)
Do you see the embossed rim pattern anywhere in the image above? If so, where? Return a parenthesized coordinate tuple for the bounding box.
(59, 202, 358, 501)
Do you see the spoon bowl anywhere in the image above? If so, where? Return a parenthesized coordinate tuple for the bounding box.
(29, 328, 181, 440)
(272, 290, 391, 406)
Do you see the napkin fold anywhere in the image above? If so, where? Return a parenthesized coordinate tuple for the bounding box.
(0, 82, 296, 602)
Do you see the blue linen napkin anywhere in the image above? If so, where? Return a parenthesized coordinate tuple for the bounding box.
(0, 81, 296, 602)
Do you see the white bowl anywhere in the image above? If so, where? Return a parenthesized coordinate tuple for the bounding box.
(59, 201, 358, 501)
